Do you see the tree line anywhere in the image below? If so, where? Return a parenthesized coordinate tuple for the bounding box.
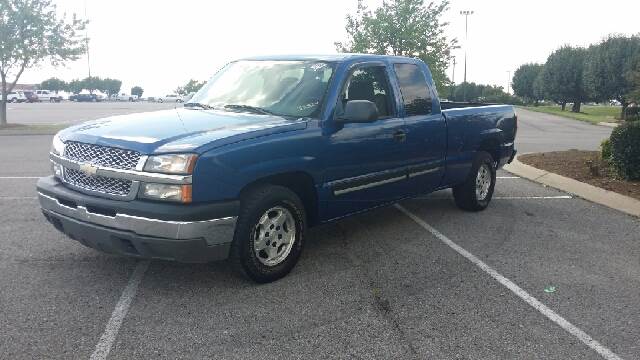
(512, 35, 640, 119)
(40, 77, 144, 98)
(444, 82, 520, 104)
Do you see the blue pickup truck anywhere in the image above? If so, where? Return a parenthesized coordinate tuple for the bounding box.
(38, 54, 517, 283)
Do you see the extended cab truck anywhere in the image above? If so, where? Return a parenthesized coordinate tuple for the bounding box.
(37, 55, 517, 283)
(35, 90, 63, 102)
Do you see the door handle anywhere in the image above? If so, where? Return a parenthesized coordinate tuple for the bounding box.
(393, 130, 407, 142)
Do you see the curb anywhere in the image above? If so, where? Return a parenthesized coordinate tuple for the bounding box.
(597, 122, 619, 128)
(503, 156, 640, 218)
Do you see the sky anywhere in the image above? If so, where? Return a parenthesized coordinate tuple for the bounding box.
(19, 0, 640, 97)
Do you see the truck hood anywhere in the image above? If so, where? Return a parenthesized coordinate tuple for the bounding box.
(59, 108, 308, 154)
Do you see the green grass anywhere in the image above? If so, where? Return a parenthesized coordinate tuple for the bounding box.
(0, 123, 69, 135)
(520, 105, 622, 124)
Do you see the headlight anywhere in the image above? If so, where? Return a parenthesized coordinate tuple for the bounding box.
(143, 154, 197, 174)
(139, 183, 192, 203)
(51, 133, 65, 155)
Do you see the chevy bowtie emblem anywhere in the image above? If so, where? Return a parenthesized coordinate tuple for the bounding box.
(79, 163, 98, 176)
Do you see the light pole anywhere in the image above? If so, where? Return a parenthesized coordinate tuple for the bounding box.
(507, 71, 511, 95)
(450, 56, 456, 99)
(460, 10, 473, 101)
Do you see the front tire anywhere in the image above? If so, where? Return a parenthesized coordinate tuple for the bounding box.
(231, 185, 306, 283)
(452, 152, 496, 211)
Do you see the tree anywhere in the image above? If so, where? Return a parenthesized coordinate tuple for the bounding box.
(0, 0, 86, 126)
(583, 35, 640, 119)
(532, 71, 545, 104)
(81, 76, 102, 94)
(334, 0, 457, 93)
(101, 78, 122, 97)
(39, 77, 66, 93)
(176, 79, 206, 95)
(512, 63, 543, 104)
(540, 46, 588, 112)
(66, 79, 83, 94)
(131, 86, 144, 98)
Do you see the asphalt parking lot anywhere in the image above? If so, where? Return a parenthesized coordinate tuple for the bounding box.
(2, 108, 638, 359)
(6, 101, 176, 125)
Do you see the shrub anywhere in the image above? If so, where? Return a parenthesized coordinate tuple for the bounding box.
(601, 138, 612, 160)
(625, 106, 639, 121)
(609, 121, 640, 180)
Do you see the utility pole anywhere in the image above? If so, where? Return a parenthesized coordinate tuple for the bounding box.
(506, 71, 511, 95)
(460, 10, 474, 102)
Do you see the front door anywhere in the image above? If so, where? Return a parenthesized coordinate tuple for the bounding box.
(322, 63, 409, 219)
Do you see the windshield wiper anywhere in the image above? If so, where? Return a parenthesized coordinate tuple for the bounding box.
(223, 104, 275, 116)
(184, 102, 214, 110)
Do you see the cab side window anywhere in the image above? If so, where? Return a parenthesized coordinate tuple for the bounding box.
(393, 63, 432, 116)
(338, 66, 394, 119)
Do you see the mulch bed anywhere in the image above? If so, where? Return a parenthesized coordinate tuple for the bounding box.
(519, 150, 640, 202)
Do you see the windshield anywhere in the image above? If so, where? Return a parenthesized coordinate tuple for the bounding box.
(190, 60, 335, 118)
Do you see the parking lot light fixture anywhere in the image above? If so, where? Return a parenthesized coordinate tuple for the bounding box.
(460, 10, 474, 101)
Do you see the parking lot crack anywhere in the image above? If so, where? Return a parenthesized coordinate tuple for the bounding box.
(335, 222, 421, 359)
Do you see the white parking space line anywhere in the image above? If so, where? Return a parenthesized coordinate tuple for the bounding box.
(417, 195, 572, 200)
(497, 176, 520, 179)
(395, 204, 623, 360)
(89, 261, 150, 360)
(494, 195, 572, 200)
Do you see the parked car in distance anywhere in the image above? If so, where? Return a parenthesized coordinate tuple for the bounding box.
(36, 90, 63, 102)
(157, 94, 183, 103)
(114, 93, 139, 102)
(5, 91, 26, 103)
(22, 91, 39, 103)
(38, 54, 517, 283)
(69, 93, 100, 102)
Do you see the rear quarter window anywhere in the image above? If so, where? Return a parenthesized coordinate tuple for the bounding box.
(393, 63, 432, 116)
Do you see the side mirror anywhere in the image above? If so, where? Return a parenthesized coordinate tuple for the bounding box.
(337, 100, 379, 123)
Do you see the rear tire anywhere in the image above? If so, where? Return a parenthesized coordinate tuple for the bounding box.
(231, 185, 306, 283)
(452, 152, 496, 212)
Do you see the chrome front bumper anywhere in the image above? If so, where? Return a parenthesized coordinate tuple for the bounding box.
(39, 192, 237, 246)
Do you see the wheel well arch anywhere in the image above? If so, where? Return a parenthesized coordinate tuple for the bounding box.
(477, 137, 501, 165)
(239, 171, 319, 226)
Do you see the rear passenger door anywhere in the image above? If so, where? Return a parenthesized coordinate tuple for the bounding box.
(393, 62, 447, 194)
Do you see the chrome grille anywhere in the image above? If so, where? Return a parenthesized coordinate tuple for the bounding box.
(63, 168, 132, 196)
(64, 142, 141, 170)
